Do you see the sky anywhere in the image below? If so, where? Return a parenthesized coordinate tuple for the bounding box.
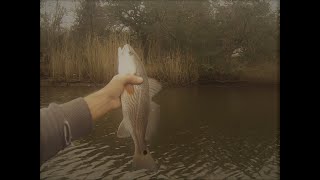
(41, 0, 280, 29)
(41, 0, 79, 29)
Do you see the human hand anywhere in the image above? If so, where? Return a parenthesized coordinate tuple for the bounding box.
(84, 74, 143, 121)
(104, 74, 144, 110)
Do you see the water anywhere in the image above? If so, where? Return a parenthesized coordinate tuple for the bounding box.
(40, 85, 279, 179)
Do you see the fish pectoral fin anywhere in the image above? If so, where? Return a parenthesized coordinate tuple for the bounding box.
(148, 78, 162, 98)
(125, 84, 134, 95)
(117, 120, 131, 138)
(145, 101, 160, 141)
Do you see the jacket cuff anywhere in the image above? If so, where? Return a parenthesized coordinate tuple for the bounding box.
(59, 97, 93, 141)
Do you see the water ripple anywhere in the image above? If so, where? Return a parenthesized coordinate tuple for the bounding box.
(41, 86, 279, 179)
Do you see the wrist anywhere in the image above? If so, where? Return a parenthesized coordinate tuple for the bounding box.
(84, 87, 114, 121)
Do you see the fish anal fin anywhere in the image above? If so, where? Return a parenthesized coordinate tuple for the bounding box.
(117, 119, 131, 138)
(145, 101, 160, 141)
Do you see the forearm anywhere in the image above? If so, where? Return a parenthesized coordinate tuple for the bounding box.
(40, 74, 142, 165)
(83, 86, 118, 121)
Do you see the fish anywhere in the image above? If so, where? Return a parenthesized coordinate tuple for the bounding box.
(117, 44, 162, 171)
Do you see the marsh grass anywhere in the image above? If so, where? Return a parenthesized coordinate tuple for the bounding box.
(43, 33, 278, 86)
(238, 61, 279, 83)
(48, 33, 130, 84)
(146, 49, 199, 87)
(45, 33, 200, 86)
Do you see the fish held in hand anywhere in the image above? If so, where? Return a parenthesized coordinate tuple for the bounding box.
(117, 44, 162, 171)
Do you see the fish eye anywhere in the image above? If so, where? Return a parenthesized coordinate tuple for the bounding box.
(143, 150, 148, 155)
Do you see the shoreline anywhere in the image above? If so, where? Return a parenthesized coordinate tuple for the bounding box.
(40, 78, 279, 88)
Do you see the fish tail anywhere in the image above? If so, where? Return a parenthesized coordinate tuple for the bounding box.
(133, 151, 157, 171)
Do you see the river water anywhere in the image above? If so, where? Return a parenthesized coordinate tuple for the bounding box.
(40, 84, 279, 179)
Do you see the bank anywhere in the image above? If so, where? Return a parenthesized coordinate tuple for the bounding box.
(40, 77, 279, 88)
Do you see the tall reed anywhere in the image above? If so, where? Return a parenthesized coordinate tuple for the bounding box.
(48, 33, 131, 84)
(44, 32, 277, 86)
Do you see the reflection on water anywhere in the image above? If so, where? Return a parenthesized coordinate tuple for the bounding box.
(40, 85, 279, 179)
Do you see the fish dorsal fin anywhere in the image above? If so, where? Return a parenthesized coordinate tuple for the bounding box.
(117, 119, 131, 138)
(148, 78, 162, 98)
(145, 101, 160, 141)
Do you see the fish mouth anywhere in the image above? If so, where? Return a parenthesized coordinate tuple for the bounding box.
(123, 44, 131, 52)
(118, 44, 137, 74)
(118, 44, 131, 54)
(118, 44, 134, 57)
(123, 44, 138, 56)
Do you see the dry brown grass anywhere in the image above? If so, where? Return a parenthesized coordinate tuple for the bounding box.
(46, 33, 199, 86)
(146, 49, 199, 87)
(48, 33, 131, 83)
(43, 33, 277, 86)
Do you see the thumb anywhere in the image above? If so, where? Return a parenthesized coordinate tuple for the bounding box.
(122, 74, 144, 85)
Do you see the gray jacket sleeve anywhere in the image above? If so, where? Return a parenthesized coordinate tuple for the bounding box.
(40, 97, 93, 166)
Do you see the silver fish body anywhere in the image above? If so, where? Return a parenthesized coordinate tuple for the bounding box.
(117, 44, 161, 171)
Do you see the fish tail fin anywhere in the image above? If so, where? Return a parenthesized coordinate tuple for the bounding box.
(133, 151, 157, 171)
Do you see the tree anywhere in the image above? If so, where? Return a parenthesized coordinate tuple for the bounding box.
(40, 0, 66, 55)
(72, 0, 110, 39)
